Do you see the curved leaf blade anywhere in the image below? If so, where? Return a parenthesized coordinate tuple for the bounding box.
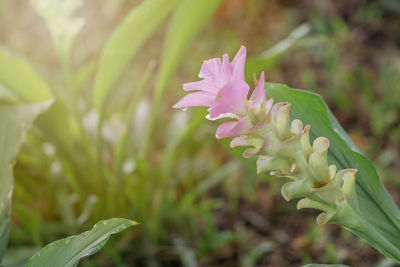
(93, 0, 180, 110)
(0, 101, 52, 262)
(26, 218, 137, 267)
(0, 47, 52, 102)
(0, 102, 52, 166)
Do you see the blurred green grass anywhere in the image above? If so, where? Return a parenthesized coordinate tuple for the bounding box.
(0, 0, 399, 266)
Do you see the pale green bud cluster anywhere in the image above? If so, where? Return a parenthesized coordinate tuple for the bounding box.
(231, 98, 358, 226)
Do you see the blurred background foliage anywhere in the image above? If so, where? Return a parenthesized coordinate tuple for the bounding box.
(0, 0, 399, 266)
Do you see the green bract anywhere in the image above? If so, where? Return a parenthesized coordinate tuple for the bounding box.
(267, 83, 400, 262)
(227, 84, 363, 230)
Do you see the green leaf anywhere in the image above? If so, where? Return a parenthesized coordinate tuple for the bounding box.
(141, 0, 223, 156)
(0, 101, 52, 262)
(93, 0, 180, 110)
(0, 47, 52, 102)
(0, 44, 53, 263)
(267, 83, 400, 262)
(26, 218, 137, 267)
(0, 102, 52, 166)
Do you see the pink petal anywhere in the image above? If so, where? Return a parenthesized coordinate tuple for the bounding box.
(266, 98, 274, 109)
(205, 112, 238, 121)
(216, 121, 237, 139)
(199, 58, 222, 79)
(230, 116, 252, 136)
(208, 80, 250, 119)
(216, 116, 252, 139)
(183, 80, 218, 93)
(173, 91, 215, 109)
(249, 72, 266, 108)
(215, 54, 233, 88)
(232, 46, 247, 81)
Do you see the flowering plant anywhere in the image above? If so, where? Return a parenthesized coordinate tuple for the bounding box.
(175, 46, 400, 263)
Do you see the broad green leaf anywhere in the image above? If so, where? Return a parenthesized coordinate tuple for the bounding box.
(30, 0, 84, 63)
(26, 218, 137, 267)
(0, 101, 52, 262)
(93, 0, 180, 110)
(141, 0, 223, 156)
(267, 83, 400, 262)
(0, 85, 19, 103)
(245, 23, 310, 81)
(0, 48, 52, 102)
(0, 102, 52, 166)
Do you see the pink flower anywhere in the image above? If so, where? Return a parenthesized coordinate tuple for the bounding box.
(173, 46, 274, 140)
(173, 46, 247, 114)
(213, 73, 268, 138)
(173, 46, 275, 140)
